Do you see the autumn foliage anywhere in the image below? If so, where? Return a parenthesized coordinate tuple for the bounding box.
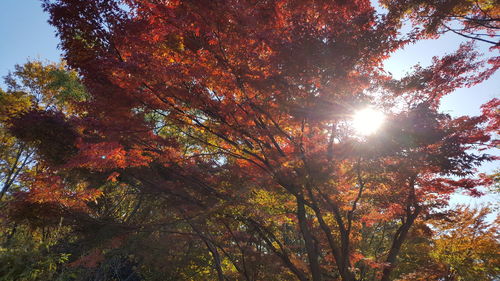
(0, 0, 499, 280)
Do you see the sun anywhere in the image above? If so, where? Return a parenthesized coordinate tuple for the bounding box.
(352, 107, 385, 136)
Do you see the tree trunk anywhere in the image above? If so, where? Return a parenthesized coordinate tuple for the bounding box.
(297, 197, 323, 281)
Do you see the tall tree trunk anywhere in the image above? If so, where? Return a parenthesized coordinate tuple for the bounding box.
(380, 207, 420, 281)
(297, 197, 323, 281)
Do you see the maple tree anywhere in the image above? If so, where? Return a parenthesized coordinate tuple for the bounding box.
(1, 0, 499, 280)
(0, 60, 91, 280)
(394, 206, 499, 281)
(0, 60, 89, 200)
(382, 0, 500, 45)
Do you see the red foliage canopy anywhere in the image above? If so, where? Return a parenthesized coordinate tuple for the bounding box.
(6, 1, 498, 280)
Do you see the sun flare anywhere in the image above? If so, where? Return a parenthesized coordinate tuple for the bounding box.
(352, 107, 385, 136)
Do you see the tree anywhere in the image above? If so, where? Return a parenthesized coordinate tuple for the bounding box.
(0, 89, 33, 201)
(0, 60, 89, 200)
(0, 61, 90, 281)
(382, 0, 500, 46)
(395, 206, 500, 281)
(429, 206, 499, 280)
(3, 0, 498, 280)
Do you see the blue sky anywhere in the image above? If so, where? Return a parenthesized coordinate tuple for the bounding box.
(1, 0, 498, 208)
(0, 0, 61, 79)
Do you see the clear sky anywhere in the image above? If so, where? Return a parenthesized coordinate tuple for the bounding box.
(0, 0, 61, 81)
(0, 0, 498, 208)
